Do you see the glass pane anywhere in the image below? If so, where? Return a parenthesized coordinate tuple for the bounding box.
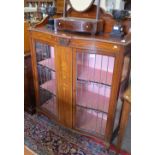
(75, 52, 115, 136)
(76, 81, 111, 113)
(76, 106, 107, 136)
(35, 41, 57, 116)
(77, 53, 114, 85)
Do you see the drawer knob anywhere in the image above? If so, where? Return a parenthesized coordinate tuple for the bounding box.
(85, 23, 92, 30)
(58, 22, 63, 28)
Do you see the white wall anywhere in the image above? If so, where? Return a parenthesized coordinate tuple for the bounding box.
(68, 0, 124, 12)
(95, 0, 124, 11)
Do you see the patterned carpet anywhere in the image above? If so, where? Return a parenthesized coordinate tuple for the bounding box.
(24, 112, 129, 155)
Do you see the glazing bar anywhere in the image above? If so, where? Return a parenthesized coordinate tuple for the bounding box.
(100, 56, 110, 134)
(92, 54, 96, 132)
(95, 55, 103, 134)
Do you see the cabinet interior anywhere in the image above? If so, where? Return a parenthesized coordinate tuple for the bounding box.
(35, 41, 57, 116)
(75, 52, 115, 136)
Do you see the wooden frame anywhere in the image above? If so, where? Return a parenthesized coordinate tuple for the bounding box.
(73, 49, 113, 136)
(72, 46, 126, 146)
(30, 36, 59, 121)
(69, 0, 95, 13)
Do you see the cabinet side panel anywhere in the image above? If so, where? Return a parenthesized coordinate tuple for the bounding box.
(55, 46, 73, 128)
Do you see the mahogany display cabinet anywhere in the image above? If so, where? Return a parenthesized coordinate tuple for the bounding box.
(29, 8, 131, 147)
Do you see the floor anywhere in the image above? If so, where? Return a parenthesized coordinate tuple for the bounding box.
(25, 116, 131, 155)
(113, 115, 131, 153)
(121, 115, 131, 153)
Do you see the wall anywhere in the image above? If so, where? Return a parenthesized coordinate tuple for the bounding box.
(95, 0, 124, 11)
(67, 0, 125, 13)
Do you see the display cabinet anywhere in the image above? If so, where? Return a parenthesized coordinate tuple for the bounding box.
(29, 6, 131, 147)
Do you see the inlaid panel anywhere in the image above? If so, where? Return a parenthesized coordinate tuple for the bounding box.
(55, 46, 73, 128)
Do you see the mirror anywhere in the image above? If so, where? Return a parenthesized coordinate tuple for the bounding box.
(69, 0, 95, 12)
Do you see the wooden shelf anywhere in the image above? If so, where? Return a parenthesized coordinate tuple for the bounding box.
(77, 64, 113, 86)
(76, 101, 122, 136)
(38, 57, 55, 71)
(77, 53, 115, 86)
(76, 81, 111, 113)
(41, 97, 57, 116)
(37, 64, 54, 85)
(39, 87, 53, 105)
(40, 79, 56, 95)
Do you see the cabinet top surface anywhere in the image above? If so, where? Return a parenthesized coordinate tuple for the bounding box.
(30, 25, 131, 46)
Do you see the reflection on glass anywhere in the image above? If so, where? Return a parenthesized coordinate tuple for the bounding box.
(35, 42, 57, 116)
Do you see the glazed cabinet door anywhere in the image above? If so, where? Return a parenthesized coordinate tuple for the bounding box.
(31, 40, 58, 118)
(73, 49, 115, 138)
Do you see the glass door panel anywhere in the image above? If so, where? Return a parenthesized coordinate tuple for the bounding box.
(75, 52, 115, 136)
(76, 107, 107, 136)
(35, 41, 57, 116)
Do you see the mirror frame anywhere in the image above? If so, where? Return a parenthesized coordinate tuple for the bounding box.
(69, 0, 95, 12)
